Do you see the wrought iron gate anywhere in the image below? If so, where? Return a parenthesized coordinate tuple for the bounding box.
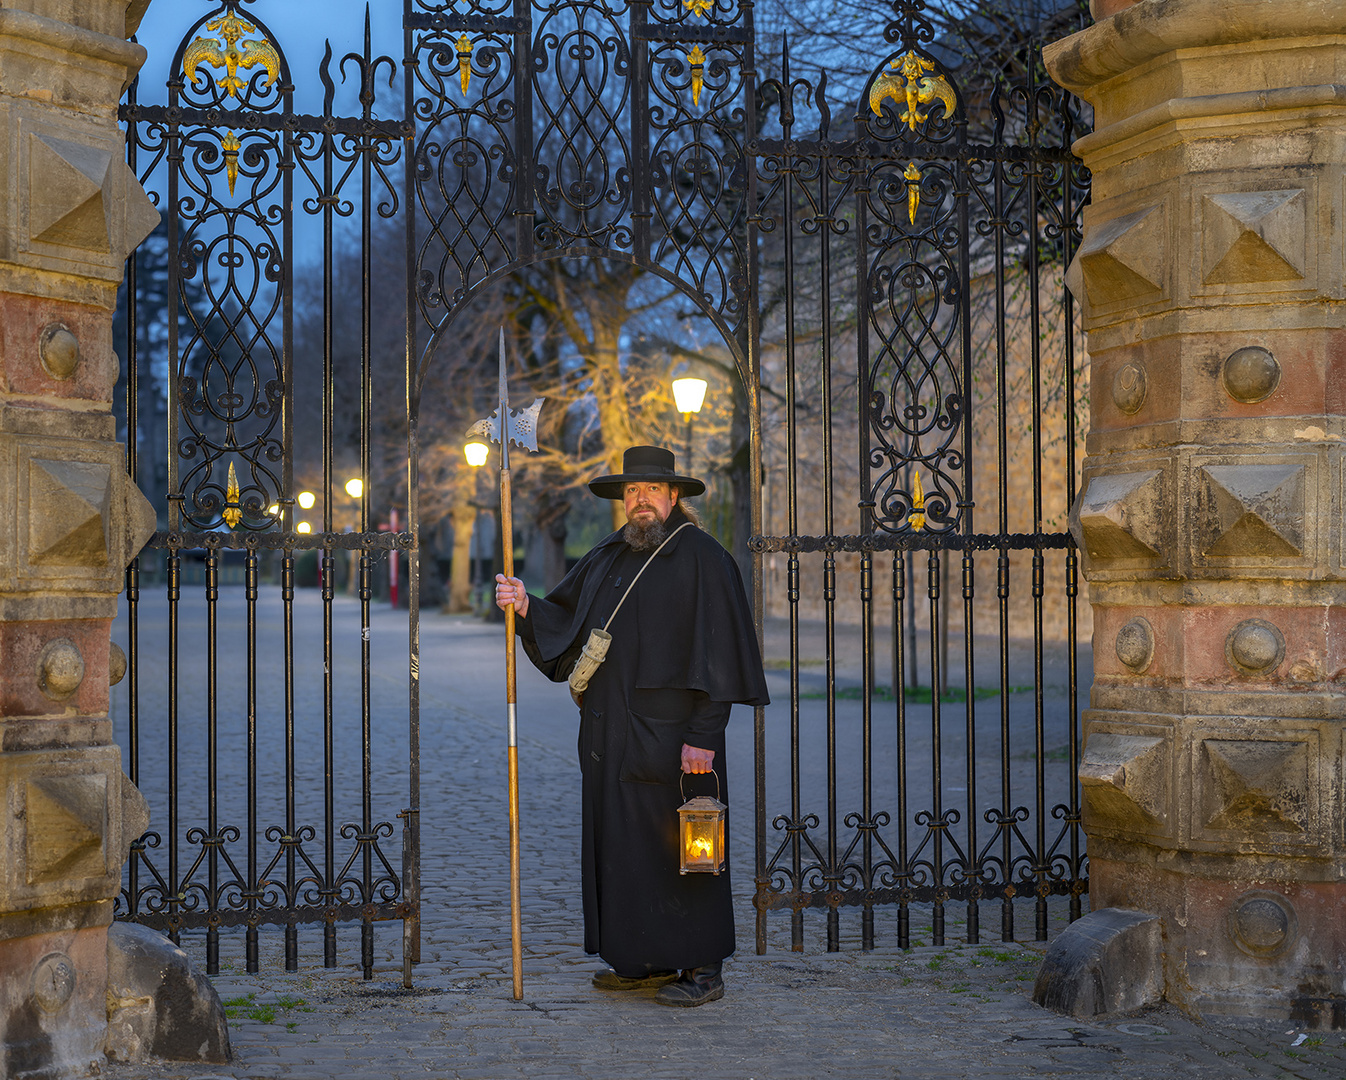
(747, 8, 1092, 951)
(116, 6, 417, 979)
(115, 0, 1089, 974)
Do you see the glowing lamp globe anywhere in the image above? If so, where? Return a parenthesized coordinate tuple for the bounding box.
(677, 772, 726, 875)
(345, 477, 364, 499)
(297, 490, 316, 510)
(464, 440, 490, 467)
(671, 377, 708, 417)
(296, 521, 312, 534)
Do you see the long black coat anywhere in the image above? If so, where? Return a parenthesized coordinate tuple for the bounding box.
(517, 507, 768, 974)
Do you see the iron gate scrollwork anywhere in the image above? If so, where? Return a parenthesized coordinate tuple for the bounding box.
(117, 3, 418, 980)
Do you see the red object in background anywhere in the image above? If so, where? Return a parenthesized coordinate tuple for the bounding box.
(389, 506, 399, 608)
(379, 508, 401, 608)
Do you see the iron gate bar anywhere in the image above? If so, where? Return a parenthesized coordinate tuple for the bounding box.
(119, 102, 409, 139)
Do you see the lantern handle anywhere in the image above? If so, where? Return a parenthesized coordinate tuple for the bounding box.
(679, 768, 720, 803)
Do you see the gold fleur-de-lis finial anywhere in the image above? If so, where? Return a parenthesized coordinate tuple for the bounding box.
(688, 45, 706, 107)
(222, 131, 241, 195)
(684, 0, 714, 17)
(223, 462, 242, 528)
(909, 470, 926, 531)
(456, 34, 472, 96)
(904, 162, 922, 224)
(183, 12, 281, 100)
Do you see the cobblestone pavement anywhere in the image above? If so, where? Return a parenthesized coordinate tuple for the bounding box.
(107, 596, 1346, 1080)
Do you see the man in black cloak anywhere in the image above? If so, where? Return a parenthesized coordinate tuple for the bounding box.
(495, 445, 768, 1006)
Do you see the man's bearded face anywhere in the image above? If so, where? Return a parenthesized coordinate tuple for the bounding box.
(622, 482, 677, 551)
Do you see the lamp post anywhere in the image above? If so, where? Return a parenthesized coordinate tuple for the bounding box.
(671, 376, 707, 472)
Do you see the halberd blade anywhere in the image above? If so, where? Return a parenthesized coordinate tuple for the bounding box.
(463, 399, 544, 450)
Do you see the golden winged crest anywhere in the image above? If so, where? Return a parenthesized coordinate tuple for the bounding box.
(183, 13, 281, 100)
(869, 51, 956, 132)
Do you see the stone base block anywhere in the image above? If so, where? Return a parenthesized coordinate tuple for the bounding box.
(1092, 856, 1346, 1027)
(0, 926, 107, 1080)
(1033, 907, 1163, 1018)
(105, 922, 230, 1064)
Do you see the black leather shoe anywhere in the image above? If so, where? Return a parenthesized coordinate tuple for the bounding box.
(654, 963, 724, 1007)
(592, 968, 679, 991)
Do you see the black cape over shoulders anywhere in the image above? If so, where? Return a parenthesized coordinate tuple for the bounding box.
(517, 508, 768, 973)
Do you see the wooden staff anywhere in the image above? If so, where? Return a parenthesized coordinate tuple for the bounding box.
(467, 329, 543, 1002)
(497, 329, 525, 1001)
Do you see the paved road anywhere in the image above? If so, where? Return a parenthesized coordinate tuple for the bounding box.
(106, 591, 1346, 1079)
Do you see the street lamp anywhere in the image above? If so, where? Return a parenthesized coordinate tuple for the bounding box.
(464, 440, 489, 468)
(671, 376, 707, 472)
(345, 477, 363, 499)
(297, 490, 316, 510)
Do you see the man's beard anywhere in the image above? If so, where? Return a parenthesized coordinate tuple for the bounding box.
(623, 513, 668, 552)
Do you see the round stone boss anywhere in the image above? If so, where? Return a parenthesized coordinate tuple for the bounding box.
(1115, 617, 1155, 672)
(109, 642, 128, 686)
(37, 637, 85, 700)
(1228, 890, 1298, 959)
(1221, 346, 1280, 404)
(31, 952, 77, 1013)
(1111, 362, 1148, 415)
(1225, 619, 1285, 675)
(38, 322, 81, 380)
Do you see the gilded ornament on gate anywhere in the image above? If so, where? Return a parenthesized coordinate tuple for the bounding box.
(909, 470, 927, 531)
(904, 162, 922, 224)
(684, 0, 714, 16)
(221, 131, 241, 195)
(456, 34, 472, 96)
(869, 51, 956, 131)
(183, 13, 281, 100)
(223, 461, 242, 528)
(688, 46, 706, 107)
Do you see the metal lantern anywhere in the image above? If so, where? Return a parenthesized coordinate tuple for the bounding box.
(678, 771, 727, 875)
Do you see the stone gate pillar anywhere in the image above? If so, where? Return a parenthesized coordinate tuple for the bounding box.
(1043, 0, 1346, 1022)
(0, 0, 159, 1074)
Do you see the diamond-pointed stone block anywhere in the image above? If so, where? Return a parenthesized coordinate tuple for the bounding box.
(1077, 205, 1164, 306)
(28, 133, 114, 252)
(1200, 463, 1304, 557)
(25, 774, 108, 883)
(1071, 470, 1164, 560)
(28, 458, 112, 567)
(1080, 732, 1168, 833)
(1201, 739, 1308, 834)
(1202, 189, 1305, 285)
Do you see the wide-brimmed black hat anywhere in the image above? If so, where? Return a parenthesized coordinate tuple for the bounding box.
(587, 445, 706, 500)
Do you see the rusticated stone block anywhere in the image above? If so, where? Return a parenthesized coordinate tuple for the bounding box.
(1196, 462, 1304, 559)
(0, 927, 108, 1079)
(0, 620, 111, 718)
(0, 293, 121, 402)
(0, 432, 156, 599)
(1194, 734, 1319, 849)
(1201, 189, 1307, 286)
(1070, 202, 1165, 309)
(1070, 466, 1168, 573)
(1079, 728, 1171, 837)
(0, 746, 145, 914)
